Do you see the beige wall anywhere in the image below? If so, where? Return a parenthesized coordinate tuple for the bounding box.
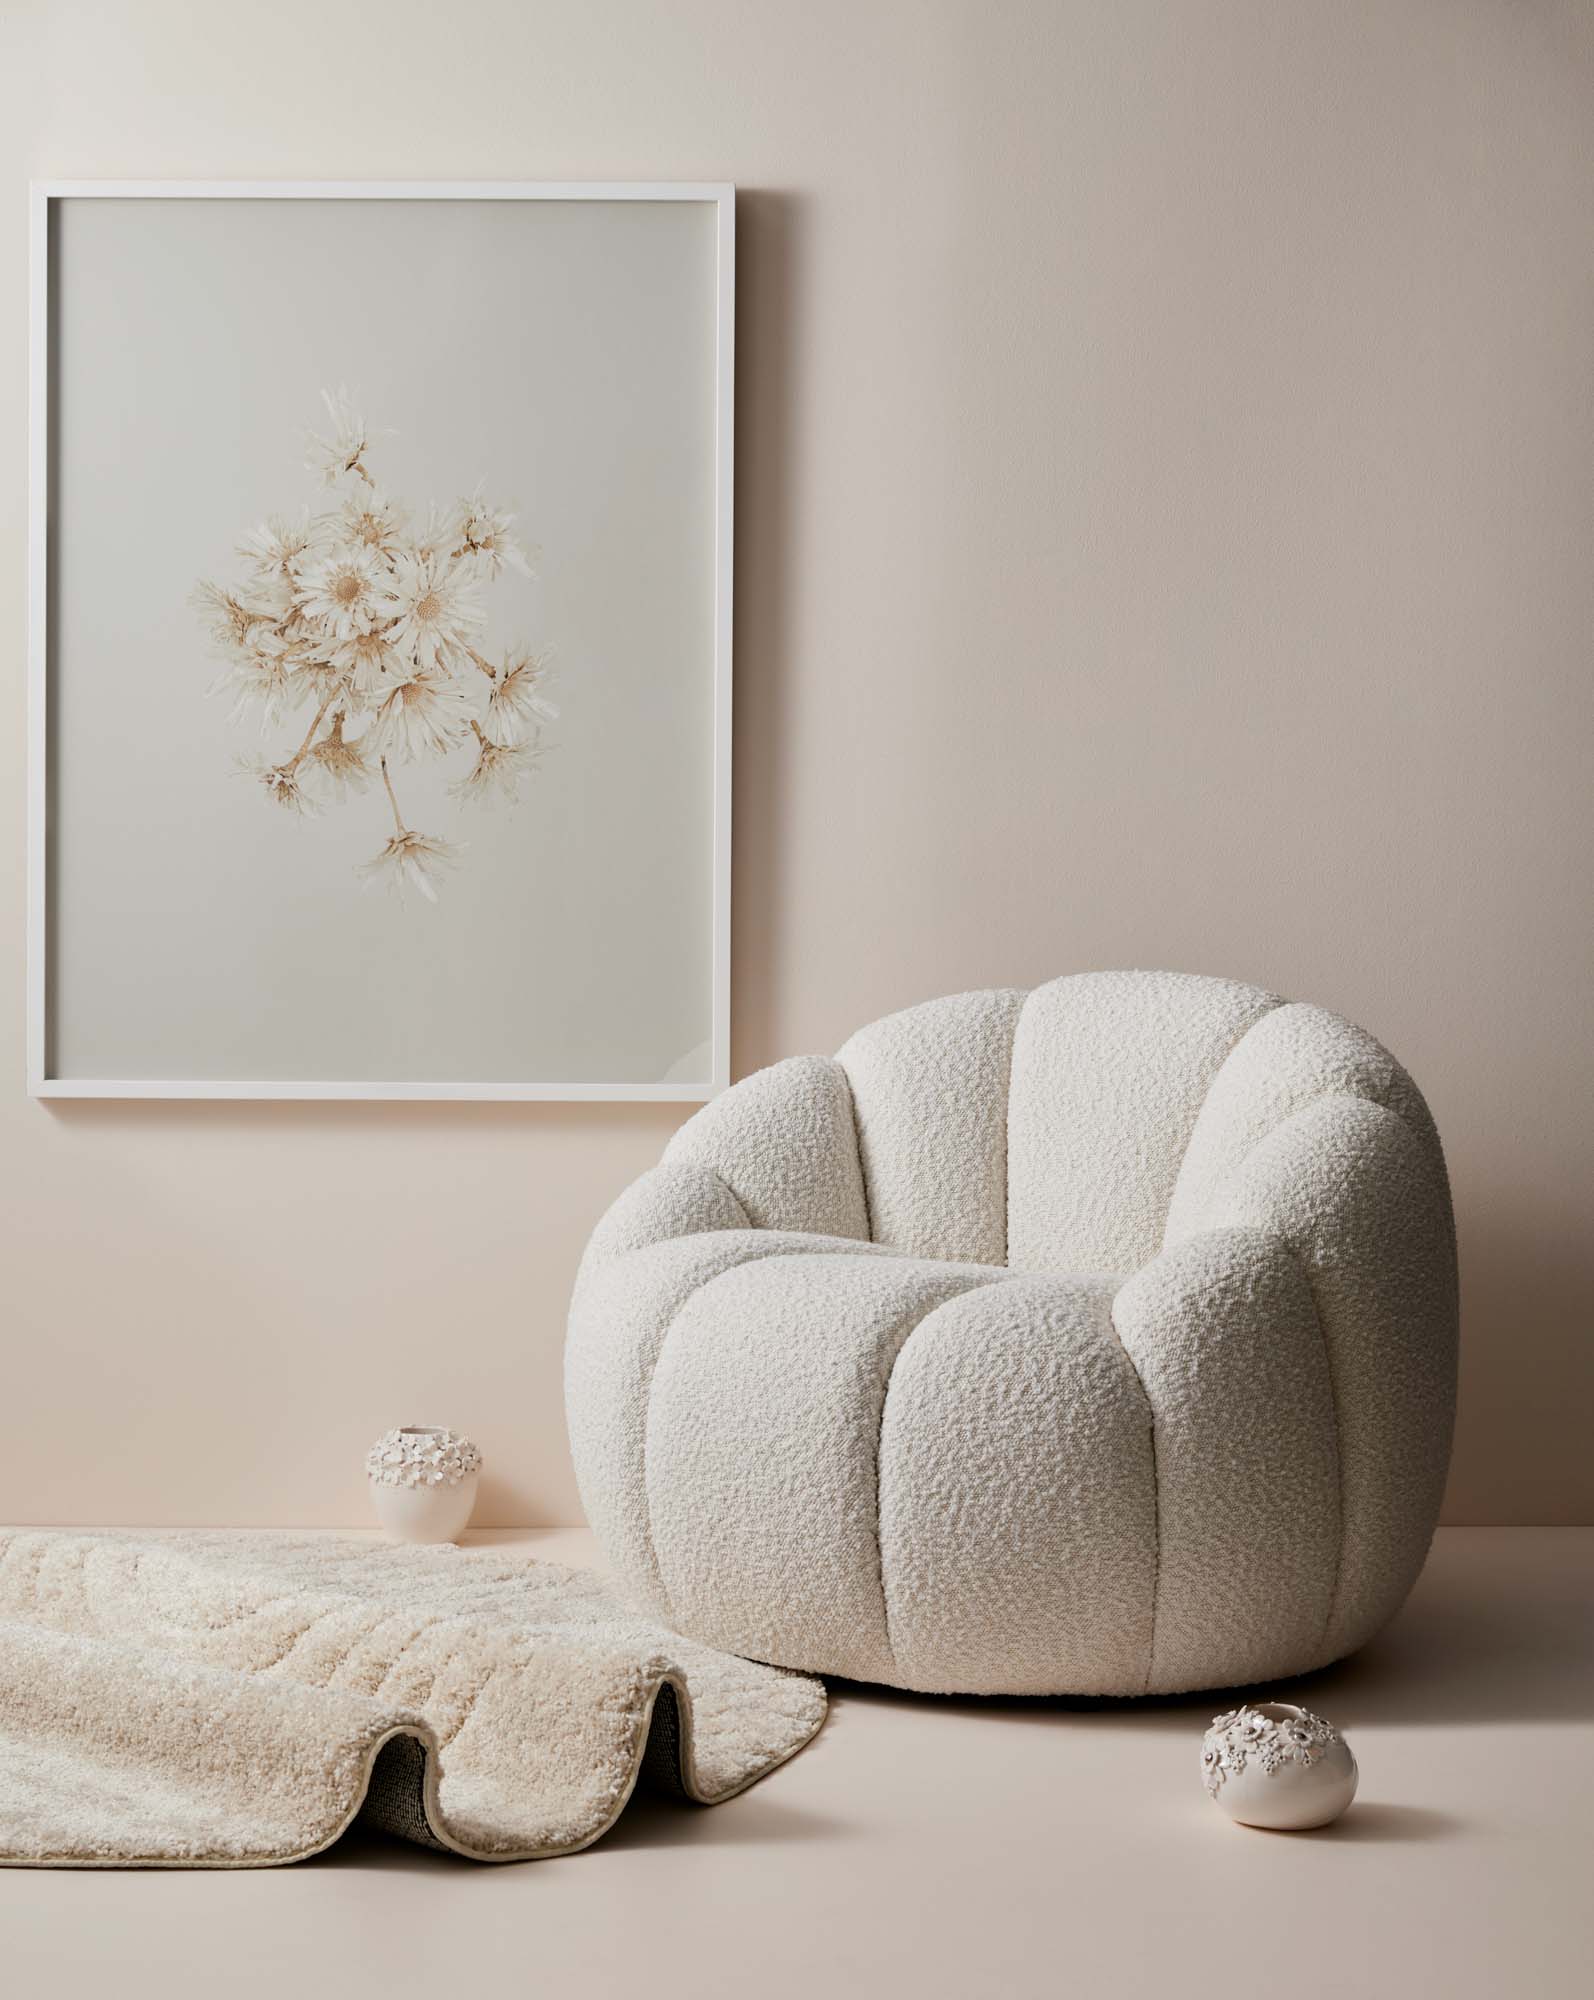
(3, 0, 1590, 1527)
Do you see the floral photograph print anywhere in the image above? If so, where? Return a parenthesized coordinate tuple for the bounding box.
(33, 185, 732, 1098)
(194, 390, 558, 905)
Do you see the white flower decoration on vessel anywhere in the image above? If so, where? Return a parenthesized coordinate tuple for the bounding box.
(193, 394, 554, 901)
(1199, 1704, 1340, 1798)
(365, 1427, 483, 1490)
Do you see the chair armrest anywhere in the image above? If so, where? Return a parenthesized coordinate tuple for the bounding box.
(1112, 1224, 1341, 1690)
(664, 1055, 869, 1241)
(1166, 1092, 1458, 1659)
(574, 1161, 750, 1303)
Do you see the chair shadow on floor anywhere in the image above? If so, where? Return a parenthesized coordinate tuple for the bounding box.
(803, 1534, 1589, 1847)
(831, 1531, 1594, 1741)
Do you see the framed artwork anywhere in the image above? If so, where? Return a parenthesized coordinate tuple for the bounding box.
(27, 181, 733, 1100)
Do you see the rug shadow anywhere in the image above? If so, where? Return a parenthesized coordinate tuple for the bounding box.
(306, 1788, 843, 1870)
(595, 1789, 845, 1853)
(302, 1828, 470, 1873)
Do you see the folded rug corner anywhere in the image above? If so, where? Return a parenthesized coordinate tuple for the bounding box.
(0, 1530, 825, 1867)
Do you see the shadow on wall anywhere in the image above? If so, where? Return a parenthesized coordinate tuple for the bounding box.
(729, 190, 806, 1078)
(1448, 1205, 1594, 1526)
(473, 1467, 545, 1527)
(1284, 1531, 1594, 1730)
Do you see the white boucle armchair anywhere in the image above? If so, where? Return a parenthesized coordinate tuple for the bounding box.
(566, 972, 1458, 1697)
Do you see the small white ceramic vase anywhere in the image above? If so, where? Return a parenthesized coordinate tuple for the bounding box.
(366, 1426, 481, 1545)
(1200, 1702, 1358, 1830)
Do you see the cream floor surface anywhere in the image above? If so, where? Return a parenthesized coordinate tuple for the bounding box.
(3, 1527, 1590, 1999)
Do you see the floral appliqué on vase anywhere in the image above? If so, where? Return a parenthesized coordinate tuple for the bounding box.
(1200, 1704, 1341, 1797)
(366, 1427, 482, 1490)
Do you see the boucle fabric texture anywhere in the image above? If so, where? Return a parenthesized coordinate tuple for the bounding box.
(0, 1531, 824, 1867)
(567, 970, 1459, 1697)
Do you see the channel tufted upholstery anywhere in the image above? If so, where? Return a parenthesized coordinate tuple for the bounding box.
(566, 972, 1458, 1696)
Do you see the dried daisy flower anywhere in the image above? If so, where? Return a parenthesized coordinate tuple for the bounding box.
(238, 754, 318, 816)
(211, 632, 308, 728)
(190, 577, 284, 653)
(454, 489, 532, 580)
(365, 666, 473, 763)
(450, 725, 543, 806)
(410, 500, 459, 563)
(292, 648, 353, 707)
(384, 550, 484, 670)
(238, 509, 320, 583)
(331, 629, 410, 706)
(303, 712, 371, 798)
(294, 545, 395, 641)
(305, 386, 374, 487)
(338, 489, 410, 557)
(484, 647, 559, 745)
(358, 828, 463, 903)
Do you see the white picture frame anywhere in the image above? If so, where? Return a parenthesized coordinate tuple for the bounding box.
(28, 181, 734, 1102)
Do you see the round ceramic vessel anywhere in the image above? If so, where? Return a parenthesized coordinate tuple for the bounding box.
(366, 1426, 481, 1545)
(1200, 1702, 1358, 1830)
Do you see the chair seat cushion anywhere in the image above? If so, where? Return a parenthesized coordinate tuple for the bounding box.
(572, 1233, 1176, 1693)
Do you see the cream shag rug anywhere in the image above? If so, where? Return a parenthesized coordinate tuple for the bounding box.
(0, 1531, 826, 1867)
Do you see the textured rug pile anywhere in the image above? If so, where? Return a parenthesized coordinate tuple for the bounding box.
(0, 1530, 826, 1867)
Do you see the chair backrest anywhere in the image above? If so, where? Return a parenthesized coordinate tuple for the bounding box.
(836, 969, 1437, 1275)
